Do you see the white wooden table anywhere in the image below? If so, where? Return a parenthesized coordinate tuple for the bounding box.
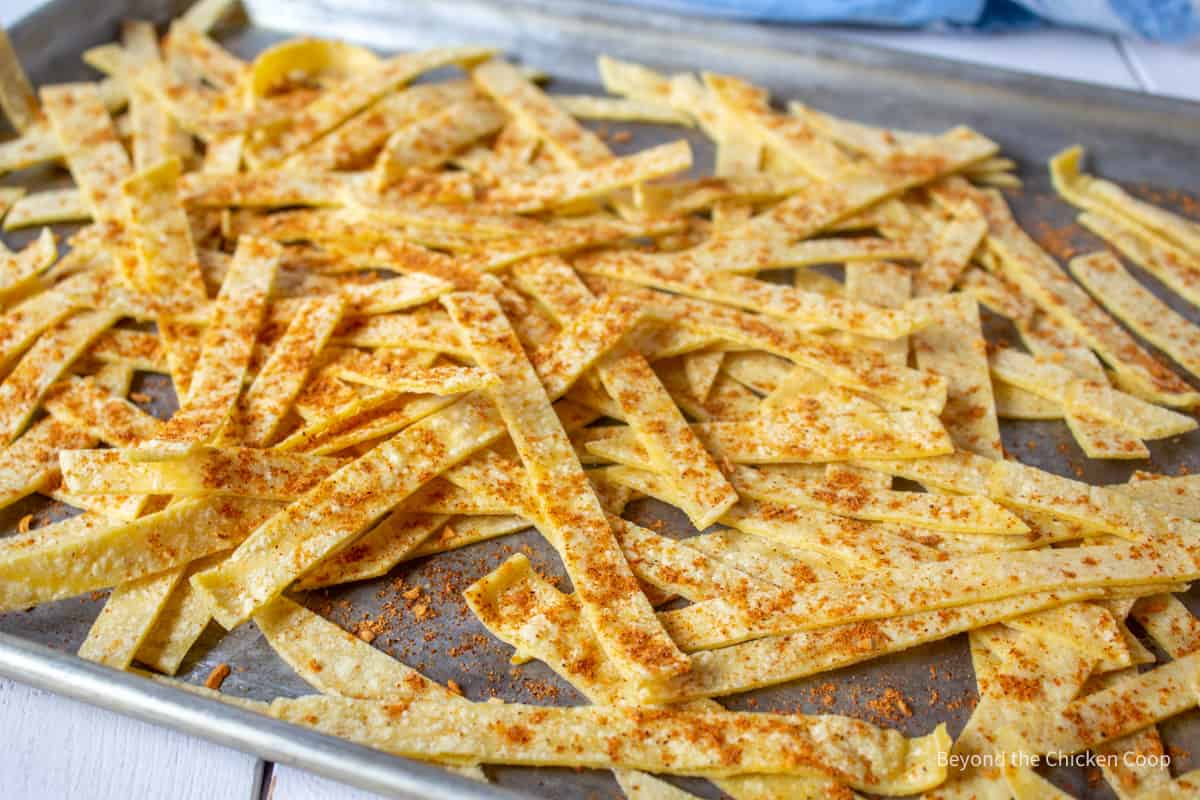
(2, 1, 1198, 797)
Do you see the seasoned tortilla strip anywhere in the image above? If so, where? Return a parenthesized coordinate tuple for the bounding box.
(634, 174, 803, 218)
(1052, 145, 1200, 257)
(292, 82, 476, 171)
(912, 293, 1003, 458)
(179, 170, 358, 208)
(272, 694, 950, 793)
(88, 328, 168, 372)
(969, 185, 1197, 405)
(142, 237, 278, 452)
(134, 550, 228, 674)
(0, 228, 55, 302)
(1014, 311, 1108, 383)
(528, 294, 644, 400)
(733, 465, 1025, 533)
(291, 512, 449, 590)
(556, 94, 689, 125)
(230, 295, 344, 447)
(959, 265, 1037, 321)
(43, 376, 163, 447)
(192, 394, 503, 627)
(0, 131, 61, 177)
(62, 447, 345, 499)
(164, 20, 245, 91)
(0, 416, 94, 509)
(0, 309, 119, 443)
(589, 410, 951, 465)
(613, 771, 702, 800)
(473, 58, 611, 168)
(1132, 593, 1200, 657)
(4, 188, 90, 231)
(121, 21, 185, 172)
(247, 46, 494, 165)
(660, 533, 1200, 651)
(121, 157, 207, 300)
(596, 56, 672, 104)
(0, 30, 39, 132)
(1116, 474, 1200, 521)
(461, 216, 683, 274)
(443, 291, 690, 684)
(853, 451, 991, 495)
(77, 564, 185, 669)
(513, 259, 737, 540)
(1064, 410, 1150, 460)
(627, 287, 947, 412)
(374, 96, 505, 188)
(842, 260, 909, 368)
(575, 251, 926, 339)
(1077, 211, 1200, 309)
(1070, 250, 1200, 382)
(401, 478, 510, 516)
(1005, 601, 1133, 672)
(285, 394, 456, 457)
(913, 202, 987, 295)
(0, 497, 279, 612)
(682, 350, 722, 402)
(333, 309, 468, 357)
(326, 348, 497, 396)
(987, 460, 1166, 540)
(488, 140, 691, 213)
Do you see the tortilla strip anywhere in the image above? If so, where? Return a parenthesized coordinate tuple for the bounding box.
(966, 184, 1197, 405)
(293, 512, 450, 590)
(374, 96, 505, 189)
(0, 228, 55, 303)
(513, 259, 736, 537)
(443, 291, 690, 685)
(121, 157, 207, 299)
(333, 309, 468, 357)
(230, 295, 344, 447)
(401, 478, 510, 516)
(271, 693, 950, 793)
(683, 350, 723, 402)
(0, 30, 39, 132)
(61, 447, 345, 500)
(43, 376, 163, 447)
(557, 94, 689, 125)
(1132, 593, 1200, 657)
(732, 464, 1025, 533)
(1077, 210, 1200, 309)
(133, 550, 228, 675)
(472, 58, 611, 168)
(88, 328, 168, 372)
(913, 201, 987, 295)
(326, 348, 498, 396)
(248, 46, 494, 165)
(122, 21, 188, 172)
(284, 394, 457, 457)
(0, 417, 94, 510)
(659, 533, 1200, 650)
(1116, 474, 1200, 521)
(4, 191, 88, 229)
(0, 309, 119, 443)
(843, 260, 909, 367)
(77, 565, 185, 669)
(0, 496, 279, 612)
(1070, 250, 1200, 383)
(912, 293, 1003, 458)
(191, 393, 503, 627)
(140, 236, 279, 452)
(527, 294, 645, 400)
(488, 140, 691, 213)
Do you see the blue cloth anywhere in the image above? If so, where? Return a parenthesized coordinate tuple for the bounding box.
(612, 0, 1199, 41)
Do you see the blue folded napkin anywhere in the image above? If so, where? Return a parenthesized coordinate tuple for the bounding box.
(611, 0, 1199, 41)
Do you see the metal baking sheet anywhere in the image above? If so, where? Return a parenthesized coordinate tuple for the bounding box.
(2, 1, 1200, 797)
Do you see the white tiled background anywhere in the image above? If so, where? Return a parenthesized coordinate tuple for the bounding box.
(1, 1, 1198, 798)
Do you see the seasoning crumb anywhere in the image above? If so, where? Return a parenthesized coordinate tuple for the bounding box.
(447, 679, 462, 696)
(130, 392, 152, 404)
(17, 514, 32, 534)
(204, 662, 231, 690)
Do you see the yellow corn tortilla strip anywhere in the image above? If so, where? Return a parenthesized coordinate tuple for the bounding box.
(575, 250, 926, 339)
(514, 258, 737, 532)
(134, 549, 229, 675)
(1004, 601, 1133, 672)
(842, 260, 909, 368)
(720, 351, 792, 394)
(192, 394, 503, 627)
(62, 447, 345, 500)
(292, 82, 476, 171)
(374, 96, 504, 188)
(179, 170, 359, 208)
(247, 45, 494, 165)
(625, 286, 947, 412)
(230, 295, 344, 447)
(1077, 210, 1200, 309)
(488, 140, 691, 213)
(43, 376, 163, 447)
(158, 318, 203, 400)
(0, 416, 94, 510)
(1064, 410, 1150, 460)
(1051, 145, 1200, 257)
(1070, 250, 1200, 383)
(0, 309, 119, 443)
(164, 20, 245, 91)
(4, 188, 91, 230)
(0, 30, 38, 132)
(733, 464, 1026, 533)
(443, 291, 690, 684)
(88, 328, 168, 372)
(460, 215, 683, 274)
(77, 564, 185, 669)
(613, 771, 703, 800)
(1132, 593, 1200, 657)
(473, 58, 611, 168)
(968, 184, 1197, 405)
(0, 130, 61, 176)
(987, 460, 1166, 540)
(853, 451, 992, 495)
(913, 202, 987, 295)
(284, 393, 457, 457)
(527, 294, 645, 400)
(0, 228, 56, 302)
(1117, 474, 1200, 521)
(596, 56, 672, 104)
(333, 309, 468, 357)
(912, 293, 1003, 459)
(0, 186, 24, 230)
(682, 350, 723, 402)
(141, 237, 279, 452)
(400, 478, 510, 516)
(0, 496, 279, 612)
(662, 531, 1200, 650)
(121, 156, 207, 300)
(121, 21, 187, 172)
(291, 512, 450, 591)
(1014, 311, 1109, 383)
(325, 348, 498, 396)
(634, 174, 802, 218)
(271, 693, 950, 793)
(559, 95, 689, 128)
(959, 265, 1037, 321)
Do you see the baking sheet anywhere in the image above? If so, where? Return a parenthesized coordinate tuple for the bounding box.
(2, 1, 1200, 798)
